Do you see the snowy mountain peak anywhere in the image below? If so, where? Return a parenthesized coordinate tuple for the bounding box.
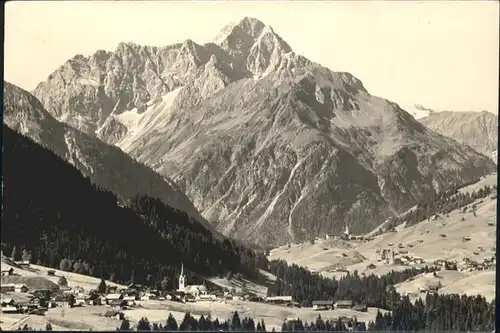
(214, 17, 266, 44)
(28, 20, 497, 246)
(214, 17, 291, 55)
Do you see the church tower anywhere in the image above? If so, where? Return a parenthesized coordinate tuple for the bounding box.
(178, 263, 185, 291)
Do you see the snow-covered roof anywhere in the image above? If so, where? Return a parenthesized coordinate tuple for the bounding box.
(1, 306, 18, 312)
(183, 285, 207, 292)
(106, 293, 123, 300)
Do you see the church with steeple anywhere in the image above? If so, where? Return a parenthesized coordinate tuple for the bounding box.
(176, 263, 208, 297)
(177, 263, 186, 291)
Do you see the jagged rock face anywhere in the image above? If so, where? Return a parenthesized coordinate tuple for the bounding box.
(30, 17, 497, 246)
(419, 111, 498, 159)
(3, 81, 209, 228)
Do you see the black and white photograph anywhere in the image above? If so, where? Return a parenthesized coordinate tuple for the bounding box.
(1, 1, 498, 331)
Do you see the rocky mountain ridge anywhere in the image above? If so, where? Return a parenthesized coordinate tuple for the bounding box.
(3, 81, 209, 227)
(30, 17, 497, 246)
(419, 111, 498, 159)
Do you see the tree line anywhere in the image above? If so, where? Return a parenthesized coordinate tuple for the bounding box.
(6, 294, 495, 332)
(266, 259, 494, 332)
(117, 292, 495, 332)
(266, 259, 425, 308)
(118, 311, 269, 331)
(1, 125, 267, 290)
(281, 293, 494, 332)
(388, 182, 496, 229)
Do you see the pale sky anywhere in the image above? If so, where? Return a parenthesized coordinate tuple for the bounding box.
(4, 1, 499, 112)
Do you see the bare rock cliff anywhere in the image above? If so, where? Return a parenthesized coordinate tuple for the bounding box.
(30, 17, 497, 246)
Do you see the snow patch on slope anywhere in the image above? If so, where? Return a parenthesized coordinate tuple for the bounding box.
(77, 78, 99, 87)
(114, 108, 143, 130)
(101, 86, 185, 151)
(399, 103, 433, 119)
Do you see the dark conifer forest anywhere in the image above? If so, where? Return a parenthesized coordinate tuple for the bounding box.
(266, 263, 495, 331)
(1, 126, 496, 332)
(1, 125, 267, 288)
(267, 261, 429, 307)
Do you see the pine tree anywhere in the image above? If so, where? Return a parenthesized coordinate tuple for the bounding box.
(260, 319, 266, 332)
(160, 277, 170, 291)
(166, 313, 178, 331)
(129, 270, 135, 284)
(58, 276, 68, 287)
(119, 319, 131, 331)
(10, 246, 20, 261)
(180, 312, 193, 331)
(137, 317, 151, 331)
(98, 278, 107, 294)
(21, 249, 32, 262)
(232, 311, 242, 331)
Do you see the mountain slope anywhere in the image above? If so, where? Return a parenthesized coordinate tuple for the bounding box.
(31, 17, 497, 246)
(3, 81, 208, 227)
(419, 111, 498, 158)
(1, 124, 267, 285)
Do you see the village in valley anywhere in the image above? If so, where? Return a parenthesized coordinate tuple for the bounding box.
(1, 174, 496, 331)
(0, 257, 382, 331)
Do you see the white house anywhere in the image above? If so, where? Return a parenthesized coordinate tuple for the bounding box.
(197, 294, 216, 302)
(265, 296, 293, 303)
(140, 293, 157, 301)
(105, 293, 124, 304)
(1, 284, 15, 293)
(1, 306, 19, 313)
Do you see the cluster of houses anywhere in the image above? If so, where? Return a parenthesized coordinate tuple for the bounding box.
(0, 295, 47, 315)
(173, 264, 268, 304)
(430, 253, 495, 273)
(323, 226, 374, 242)
(285, 313, 363, 331)
(1, 262, 285, 317)
(311, 299, 367, 312)
(375, 247, 425, 267)
(416, 283, 441, 295)
(455, 255, 496, 272)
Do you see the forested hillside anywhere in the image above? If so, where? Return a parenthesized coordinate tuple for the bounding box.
(1, 125, 267, 287)
(267, 261, 495, 332)
(267, 260, 429, 308)
(388, 182, 496, 229)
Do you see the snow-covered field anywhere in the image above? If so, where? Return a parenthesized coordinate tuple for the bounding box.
(0, 258, 125, 293)
(127, 299, 385, 332)
(0, 257, 382, 331)
(1, 297, 384, 331)
(2, 174, 495, 329)
(1, 257, 128, 330)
